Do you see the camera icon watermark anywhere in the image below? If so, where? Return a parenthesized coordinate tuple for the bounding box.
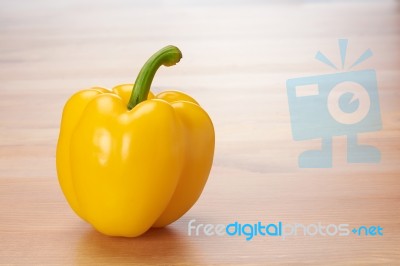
(287, 39, 382, 168)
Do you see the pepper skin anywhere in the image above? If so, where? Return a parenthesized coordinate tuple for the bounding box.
(56, 46, 215, 237)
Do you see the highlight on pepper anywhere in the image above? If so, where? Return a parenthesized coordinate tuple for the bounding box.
(56, 45, 215, 237)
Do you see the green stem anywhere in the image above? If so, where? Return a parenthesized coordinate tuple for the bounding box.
(127, 45, 182, 110)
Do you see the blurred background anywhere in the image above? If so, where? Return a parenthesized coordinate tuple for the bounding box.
(1, 0, 399, 175)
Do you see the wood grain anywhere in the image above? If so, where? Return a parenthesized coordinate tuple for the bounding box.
(1, 0, 399, 265)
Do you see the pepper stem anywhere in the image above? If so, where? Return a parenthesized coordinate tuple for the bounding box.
(127, 45, 182, 110)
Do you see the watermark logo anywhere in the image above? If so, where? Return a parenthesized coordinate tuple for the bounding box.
(188, 219, 384, 241)
(286, 39, 382, 168)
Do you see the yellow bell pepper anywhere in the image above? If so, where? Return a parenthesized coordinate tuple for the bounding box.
(56, 46, 215, 237)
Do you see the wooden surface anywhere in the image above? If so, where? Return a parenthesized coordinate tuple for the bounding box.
(1, 0, 400, 265)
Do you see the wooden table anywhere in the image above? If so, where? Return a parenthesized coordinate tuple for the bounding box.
(1, 0, 399, 264)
